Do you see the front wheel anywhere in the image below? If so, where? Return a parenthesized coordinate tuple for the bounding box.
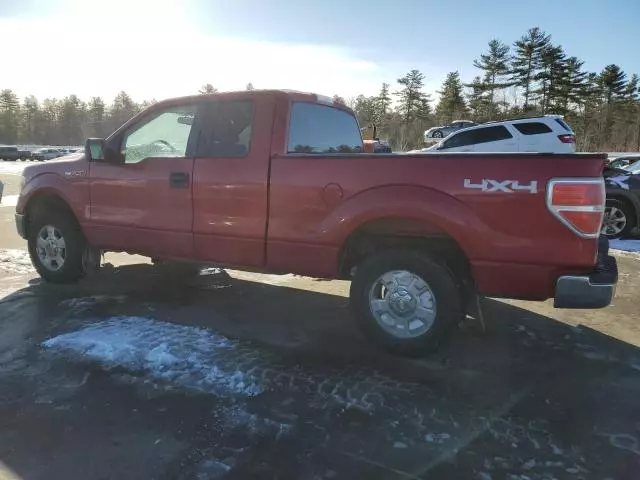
(350, 249, 463, 356)
(432, 130, 444, 138)
(28, 209, 87, 283)
(601, 199, 636, 239)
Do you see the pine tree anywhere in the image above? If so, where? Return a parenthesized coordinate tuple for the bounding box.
(109, 91, 139, 131)
(535, 44, 566, 113)
(558, 56, 588, 114)
(510, 27, 551, 110)
(473, 39, 511, 116)
(436, 71, 468, 123)
(21, 95, 39, 143)
(466, 76, 491, 121)
(58, 95, 86, 145)
(246, 83, 254, 91)
(599, 64, 627, 105)
(87, 97, 106, 137)
(375, 82, 391, 124)
(199, 84, 218, 94)
(395, 70, 431, 123)
(0, 89, 21, 143)
(332, 95, 346, 105)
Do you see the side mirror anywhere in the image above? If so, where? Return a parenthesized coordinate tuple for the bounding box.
(85, 138, 105, 161)
(85, 138, 122, 164)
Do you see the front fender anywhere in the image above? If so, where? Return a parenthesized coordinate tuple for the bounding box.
(18, 172, 89, 223)
(318, 185, 493, 260)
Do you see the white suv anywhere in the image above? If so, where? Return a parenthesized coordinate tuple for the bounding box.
(419, 115, 576, 153)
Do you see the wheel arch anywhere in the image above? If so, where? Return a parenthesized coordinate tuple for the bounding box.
(337, 217, 475, 298)
(24, 192, 82, 237)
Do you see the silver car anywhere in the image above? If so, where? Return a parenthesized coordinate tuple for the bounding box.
(424, 120, 476, 140)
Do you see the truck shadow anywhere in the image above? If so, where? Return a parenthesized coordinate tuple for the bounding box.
(2, 263, 640, 479)
(4, 262, 639, 380)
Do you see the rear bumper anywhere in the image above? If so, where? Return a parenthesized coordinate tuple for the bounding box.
(554, 236, 618, 309)
(15, 213, 27, 239)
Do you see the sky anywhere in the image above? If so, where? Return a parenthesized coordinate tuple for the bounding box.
(1, 0, 639, 104)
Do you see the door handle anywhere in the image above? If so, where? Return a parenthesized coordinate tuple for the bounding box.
(169, 172, 189, 188)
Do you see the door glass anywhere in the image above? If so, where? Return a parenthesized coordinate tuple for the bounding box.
(196, 100, 254, 158)
(123, 105, 197, 164)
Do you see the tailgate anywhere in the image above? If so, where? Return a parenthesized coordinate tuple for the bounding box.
(452, 153, 606, 270)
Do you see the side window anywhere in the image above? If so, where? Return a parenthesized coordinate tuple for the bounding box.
(122, 104, 197, 164)
(196, 100, 254, 158)
(288, 102, 363, 154)
(513, 122, 553, 135)
(442, 129, 476, 148)
(472, 126, 512, 144)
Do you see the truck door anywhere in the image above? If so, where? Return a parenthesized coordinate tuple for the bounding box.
(87, 102, 198, 258)
(191, 95, 273, 267)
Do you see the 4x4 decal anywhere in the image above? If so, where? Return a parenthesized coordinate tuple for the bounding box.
(464, 179, 538, 193)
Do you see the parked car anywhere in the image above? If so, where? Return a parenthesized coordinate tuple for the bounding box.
(420, 115, 576, 153)
(607, 154, 640, 170)
(424, 120, 477, 140)
(15, 90, 616, 356)
(602, 164, 640, 238)
(0, 146, 20, 161)
(18, 149, 32, 161)
(31, 148, 63, 161)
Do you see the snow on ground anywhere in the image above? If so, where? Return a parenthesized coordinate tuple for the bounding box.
(609, 239, 640, 254)
(42, 316, 263, 397)
(0, 161, 28, 176)
(0, 194, 18, 208)
(0, 249, 34, 274)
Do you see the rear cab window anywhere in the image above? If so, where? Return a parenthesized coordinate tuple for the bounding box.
(513, 122, 553, 135)
(287, 102, 363, 154)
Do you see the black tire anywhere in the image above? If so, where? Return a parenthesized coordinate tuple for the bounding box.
(28, 208, 87, 283)
(432, 130, 444, 138)
(602, 198, 636, 239)
(350, 249, 463, 357)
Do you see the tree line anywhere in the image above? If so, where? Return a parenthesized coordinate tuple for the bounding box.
(1, 27, 638, 152)
(349, 27, 639, 151)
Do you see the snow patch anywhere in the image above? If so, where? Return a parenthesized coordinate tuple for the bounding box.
(0, 249, 34, 274)
(609, 239, 640, 253)
(0, 194, 18, 208)
(0, 162, 28, 175)
(42, 316, 263, 397)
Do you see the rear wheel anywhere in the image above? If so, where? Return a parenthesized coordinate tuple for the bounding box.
(601, 199, 636, 239)
(350, 249, 463, 356)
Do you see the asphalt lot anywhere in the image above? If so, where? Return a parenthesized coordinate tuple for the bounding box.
(1, 162, 640, 479)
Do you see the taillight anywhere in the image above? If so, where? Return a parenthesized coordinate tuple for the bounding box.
(558, 134, 576, 144)
(546, 178, 605, 238)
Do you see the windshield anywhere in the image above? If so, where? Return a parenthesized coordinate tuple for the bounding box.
(627, 160, 640, 174)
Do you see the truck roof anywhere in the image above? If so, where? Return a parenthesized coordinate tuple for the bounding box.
(154, 89, 351, 111)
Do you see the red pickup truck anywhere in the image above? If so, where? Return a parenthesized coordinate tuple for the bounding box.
(15, 90, 617, 355)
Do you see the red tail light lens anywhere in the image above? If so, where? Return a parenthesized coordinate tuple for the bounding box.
(547, 179, 605, 238)
(558, 134, 576, 144)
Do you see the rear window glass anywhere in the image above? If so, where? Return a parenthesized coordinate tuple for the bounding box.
(443, 125, 512, 148)
(513, 122, 553, 135)
(288, 102, 363, 154)
(554, 118, 572, 132)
